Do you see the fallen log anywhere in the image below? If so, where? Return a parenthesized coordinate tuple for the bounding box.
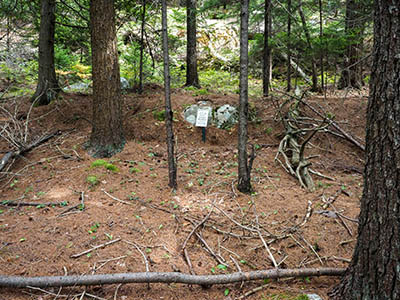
(0, 268, 346, 288)
(0, 130, 60, 172)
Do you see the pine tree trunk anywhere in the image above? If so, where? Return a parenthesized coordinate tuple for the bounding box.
(237, 0, 251, 194)
(162, 0, 177, 189)
(330, 1, 400, 298)
(138, 0, 146, 94)
(286, 0, 291, 92)
(298, 0, 318, 92)
(319, 0, 324, 92)
(87, 0, 125, 158)
(185, 0, 200, 88)
(262, 0, 271, 97)
(337, 0, 363, 89)
(32, 0, 60, 106)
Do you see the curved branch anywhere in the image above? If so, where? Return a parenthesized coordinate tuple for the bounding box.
(0, 268, 346, 288)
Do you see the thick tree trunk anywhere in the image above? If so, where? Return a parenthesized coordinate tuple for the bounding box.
(330, 1, 400, 298)
(185, 0, 200, 88)
(32, 0, 60, 106)
(162, 0, 177, 189)
(237, 0, 251, 194)
(262, 0, 271, 97)
(86, 0, 125, 158)
(337, 0, 364, 89)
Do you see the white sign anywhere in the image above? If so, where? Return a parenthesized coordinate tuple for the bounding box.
(195, 109, 209, 127)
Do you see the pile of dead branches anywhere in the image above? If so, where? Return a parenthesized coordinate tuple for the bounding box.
(0, 95, 59, 180)
(273, 91, 364, 191)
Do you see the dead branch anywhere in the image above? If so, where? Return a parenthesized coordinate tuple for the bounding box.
(70, 238, 122, 259)
(0, 268, 346, 288)
(274, 96, 331, 191)
(0, 200, 67, 207)
(0, 130, 61, 172)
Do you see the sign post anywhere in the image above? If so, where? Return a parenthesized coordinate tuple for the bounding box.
(195, 108, 210, 142)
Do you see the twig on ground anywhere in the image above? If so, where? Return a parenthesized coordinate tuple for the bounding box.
(102, 189, 134, 206)
(0, 200, 67, 207)
(58, 191, 85, 217)
(114, 283, 123, 300)
(298, 235, 323, 265)
(194, 231, 228, 267)
(94, 256, 127, 272)
(238, 283, 269, 299)
(71, 238, 122, 259)
(125, 240, 150, 289)
(253, 204, 278, 268)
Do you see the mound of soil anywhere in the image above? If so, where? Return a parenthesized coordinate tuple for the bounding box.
(0, 86, 367, 299)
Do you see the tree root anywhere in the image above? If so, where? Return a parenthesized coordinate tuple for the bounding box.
(0, 268, 346, 288)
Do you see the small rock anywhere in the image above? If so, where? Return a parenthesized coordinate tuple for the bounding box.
(307, 294, 323, 300)
(120, 77, 130, 89)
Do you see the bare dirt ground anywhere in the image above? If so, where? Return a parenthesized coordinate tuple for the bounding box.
(0, 85, 367, 300)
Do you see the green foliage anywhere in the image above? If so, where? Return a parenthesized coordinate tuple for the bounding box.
(86, 175, 99, 186)
(91, 159, 108, 168)
(91, 159, 119, 172)
(153, 110, 166, 121)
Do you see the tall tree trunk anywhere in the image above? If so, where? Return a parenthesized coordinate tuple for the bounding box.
(237, 0, 251, 194)
(87, 0, 125, 158)
(330, 0, 400, 298)
(298, 0, 318, 92)
(319, 0, 324, 92)
(286, 0, 292, 92)
(162, 0, 177, 189)
(32, 0, 60, 106)
(337, 0, 363, 89)
(185, 0, 200, 88)
(138, 0, 146, 94)
(262, 0, 271, 97)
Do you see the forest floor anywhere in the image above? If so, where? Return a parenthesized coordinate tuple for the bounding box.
(0, 84, 367, 300)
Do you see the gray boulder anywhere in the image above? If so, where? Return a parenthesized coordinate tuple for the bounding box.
(214, 104, 238, 129)
(183, 104, 213, 126)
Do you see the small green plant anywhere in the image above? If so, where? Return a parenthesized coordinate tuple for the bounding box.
(153, 110, 166, 121)
(91, 159, 107, 167)
(91, 159, 119, 172)
(10, 179, 18, 188)
(129, 167, 141, 174)
(86, 175, 99, 186)
(36, 191, 46, 197)
(88, 222, 100, 234)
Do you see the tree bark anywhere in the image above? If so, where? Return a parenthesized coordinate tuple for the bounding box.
(162, 0, 177, 189)
(185, 0, 200, 88)
(86, 0, 125, 158)
(330, 1, 400, 298)
(237, 0, 251, 194)
(31, 0, 60, 106)
(138, 0, 146, 94)
(318, 0, 324, 92)
(337, 0, 364, 89)
(298, 0, 318, 92)
(262, 0, 271, 97)
(286, 0, 292, 92)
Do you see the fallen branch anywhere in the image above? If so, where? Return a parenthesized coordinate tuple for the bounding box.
(0, 268, 346, 288)
(70, 238, 122, 258)
(0, 200, 67, 207)
(0, 130, 61, 172)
